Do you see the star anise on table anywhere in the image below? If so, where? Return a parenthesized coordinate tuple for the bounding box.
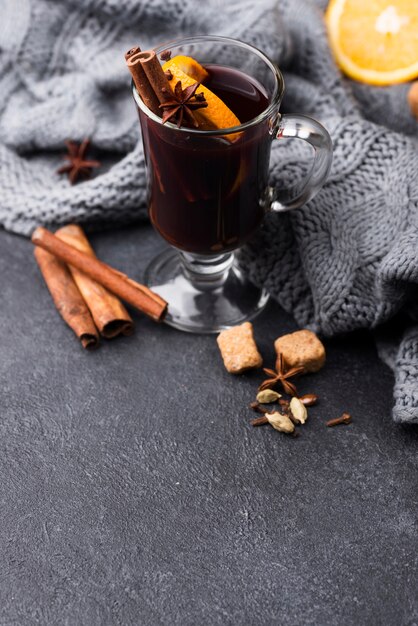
(57, 139, 101, 185)
(258, 353, 305, 396)
(160, 81, 208, 128)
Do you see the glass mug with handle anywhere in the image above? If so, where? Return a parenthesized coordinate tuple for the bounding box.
(132, 36, 332, 333)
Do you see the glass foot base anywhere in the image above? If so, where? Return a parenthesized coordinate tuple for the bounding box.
(144, 248, 269, 334)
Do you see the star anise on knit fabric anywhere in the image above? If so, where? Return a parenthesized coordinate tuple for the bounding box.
(258, 353, 305, 396)
(57, 139, 101, 185)
(160, 81, 208, 128)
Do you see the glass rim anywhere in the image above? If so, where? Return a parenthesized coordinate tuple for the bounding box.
(131, 35, 284, 136)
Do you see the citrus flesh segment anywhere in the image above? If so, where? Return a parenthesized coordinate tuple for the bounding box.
(162, 56, 241, 130)
(326, 0, 418, 85)
(166, 54, 209, 83)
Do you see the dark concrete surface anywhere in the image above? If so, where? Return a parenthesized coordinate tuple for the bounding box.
(1, 225, 418, 626)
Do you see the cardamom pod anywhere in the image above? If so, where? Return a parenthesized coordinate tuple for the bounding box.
(290, 397, 308, 424)
(266, 411, 295, 434)
(256, 389, 281, 404)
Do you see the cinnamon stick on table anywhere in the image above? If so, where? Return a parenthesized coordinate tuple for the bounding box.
(56, 225, 134, 338)
(34, 247, 99, 349)
(31, 227, 168, 322)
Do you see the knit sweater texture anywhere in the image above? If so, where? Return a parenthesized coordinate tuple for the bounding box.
(0, 0, 417, 422)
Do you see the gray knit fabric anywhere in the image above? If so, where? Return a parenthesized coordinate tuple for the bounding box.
(0, 0, 417, 422)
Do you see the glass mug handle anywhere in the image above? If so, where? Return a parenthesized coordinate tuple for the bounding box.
(271, 114, 333, 212)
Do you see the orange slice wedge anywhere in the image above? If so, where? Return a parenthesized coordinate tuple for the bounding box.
(167, 54, 210, 83)
(326, 0, 418, 85)
(162, 55, 241, 131)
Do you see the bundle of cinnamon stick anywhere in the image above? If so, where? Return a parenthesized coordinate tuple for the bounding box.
(125, 46, 175, 118)
(125, 45, 208, 128)
(32, 225, 167, 349)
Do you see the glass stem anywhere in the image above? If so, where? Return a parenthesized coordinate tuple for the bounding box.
(179, 251, 234, 290)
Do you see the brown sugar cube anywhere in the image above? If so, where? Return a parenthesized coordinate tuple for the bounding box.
(217, 322, 263, 374)
(274, 329, 325, 373)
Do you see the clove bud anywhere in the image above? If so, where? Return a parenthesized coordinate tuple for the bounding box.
(249, 402, 271, 415)
(299, 393, 318, 406)
(250, 416, 269, 427)
(326, 412, 352, 427)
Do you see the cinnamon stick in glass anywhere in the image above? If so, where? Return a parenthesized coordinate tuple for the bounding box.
(125, 46, 141, 61)
(34, 247, 99, 349)
(31, 227, 168, 322)
(125, 48, 170, 194)
(126, 48, 177, 114)
(55, 225, 134, 338)
(136, 50, 174, 106)
(126, 48, 201, 200)
(126, 49, 161, 116)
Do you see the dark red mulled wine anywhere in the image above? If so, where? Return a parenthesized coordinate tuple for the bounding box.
(138, 64, 271, 255)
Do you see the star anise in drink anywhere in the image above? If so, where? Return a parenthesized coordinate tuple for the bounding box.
(258, 353, 305, 396)
(160, 49, 172, 61)
(160, 81, 208, 128)
(57, 139, 101, 185)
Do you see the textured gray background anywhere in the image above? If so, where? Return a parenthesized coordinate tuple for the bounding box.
(1, 225, 418, 626)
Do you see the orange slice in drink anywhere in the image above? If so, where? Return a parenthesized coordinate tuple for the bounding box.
(162, 55, 241, 131)
(326, 0, 418, 85)
(167, 55, 210, 83)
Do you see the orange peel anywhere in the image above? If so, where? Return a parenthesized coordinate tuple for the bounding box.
(162, 55, 241, 131)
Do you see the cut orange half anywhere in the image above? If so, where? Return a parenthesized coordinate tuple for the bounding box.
(162, 55, 241, 131)
(326, 0, 418, 85)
